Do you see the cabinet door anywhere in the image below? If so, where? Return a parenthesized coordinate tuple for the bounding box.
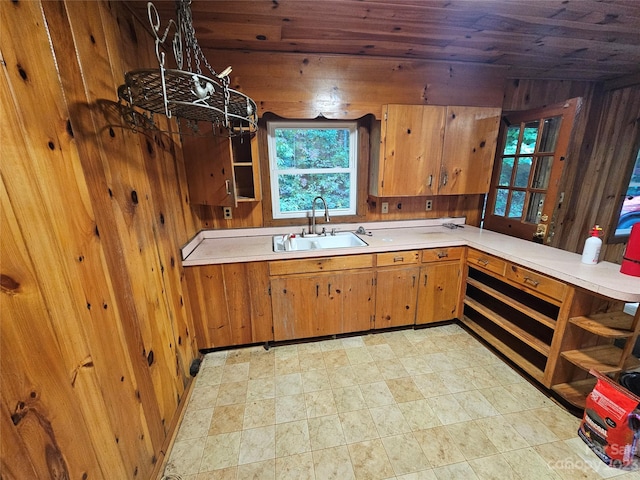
(182, 128, 236, 207)
(416, 262, 461, 324)
(379, 105, 446, 196)
(375, 266, 420, 329)
(439, 106, 501, 195)
(272, 271, 374, 341)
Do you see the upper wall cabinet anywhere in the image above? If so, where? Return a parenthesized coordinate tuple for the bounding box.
(370, 104, 501, 197)
(182, 124, 261, 207)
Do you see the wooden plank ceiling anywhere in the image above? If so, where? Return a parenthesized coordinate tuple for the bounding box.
(126, 0, 640, 82)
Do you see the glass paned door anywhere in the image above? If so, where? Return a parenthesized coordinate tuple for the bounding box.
(484, 98, 581, 243)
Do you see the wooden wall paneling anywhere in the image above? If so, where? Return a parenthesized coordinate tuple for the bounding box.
(1, 2, 139, 475)
(0, 179, 105, 478)
(206, 50, 507, 119)
(366, 194, 484, 225)
(502, 79, 596, 111)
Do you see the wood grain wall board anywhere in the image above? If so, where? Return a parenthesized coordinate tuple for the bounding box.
(1, 2, 151, 476)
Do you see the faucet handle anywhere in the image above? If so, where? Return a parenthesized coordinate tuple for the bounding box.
(301, 228, 306, 237)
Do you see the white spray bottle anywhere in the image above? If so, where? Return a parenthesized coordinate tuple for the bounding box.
(581, 225, 603, 265)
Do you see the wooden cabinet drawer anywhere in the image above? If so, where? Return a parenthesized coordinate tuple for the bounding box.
(422, 247, 463, 263)
(505, 264, 567, 303)
(467, 249, 506, 276)
(269, 254, 374, 276)
(377, 251, 420, 267)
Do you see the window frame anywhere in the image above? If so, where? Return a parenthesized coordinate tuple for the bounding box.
(610, 146, 640, 242)
(266, 119, 359, 220)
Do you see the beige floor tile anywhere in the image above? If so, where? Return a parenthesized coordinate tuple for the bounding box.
(359, 381, 396, 408)
(308, 414, 346, 450)
(355, 361, 384, 384)
(196, 366, 224, 387)
(504, 382, 554, 410)
(478, 385, 526, 414)
(382, 432, 432, 475)
(534, 441, 603, 480)
(339, 408, 379, 444)
(377, 357, 411, 379)
(396, 469, 438, 480)
(225, 349, 254, 365)
(468, 453, 521, 479)
(275, 452, 315, 480)
(346, 346, 375, 365)
(305, 389, 338, 418)
(209, 404, 245, 434)
(238, 425, 275, 465)
(472, 416, 530, 453)
(342, 336, 366, 348)
(323, 349, 350, 369)
(275, 419, 311, 457)
(531, 406, 581, 441)
(313, 445, 356, 480)
(248, 359, 274, 380)
(414, 426, 466, 468)
(398, 399, 442, 431)
(424, 352, 460, 372)
(363, 333, 389, 347)
(427, 394, 473, 425)
(445, 421, 499, 460)
(433, 461, 479, 480)
(275, 356, 301, 375)
(437, 368, 478, 394)
(243, 398, 275, 429)
(301, 369, 331, 392)
(297, 341, 323, 353)
(348, 438, 396, 480)
(501, 447, 561, 479)
(334, 385, 367, 413)
(275, 394, 306, 423)
(320, 338, 346, 352)
(386, 376, 425, 403)
(188, 385, 220, 411)
(165, 437, 206, 476)
(367, 343, 397, 362)
(275, 372, 303, 396)
(467, 366, 503, 390)
(492, 362, 528, 385)
(236, 459, 275, 480)
(328, 364, 359, 388)
(195, 466, 237, 479)
(370, 404, 411, 437)
(274, 344, 299, 358)
(298, 351, 326, 371)
(215, 381, 248, 406)
(202, 351, 227, 368)
(176, 408, 214, 441)
(563, 437, 628, 479)
(221, 362, 250, 384)
(400, 355, 434, 376)
(455, 389, 500, 419)
(504, 411, 560, 446)
(412, 372, 452, 398)
(200, 432, 242, 471)
(246, 377, 275, 402)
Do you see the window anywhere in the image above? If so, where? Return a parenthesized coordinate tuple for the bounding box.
(267, 120, 358, 219)
(614, 147, 640, 237)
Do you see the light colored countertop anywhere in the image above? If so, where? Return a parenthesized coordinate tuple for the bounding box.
(181, 218, 640, 302)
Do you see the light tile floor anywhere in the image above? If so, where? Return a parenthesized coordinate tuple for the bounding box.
(163, 324, 640, 479)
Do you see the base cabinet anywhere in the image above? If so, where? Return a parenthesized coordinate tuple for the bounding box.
(184, 262, 273, 349)
(416, 247, 463, 324)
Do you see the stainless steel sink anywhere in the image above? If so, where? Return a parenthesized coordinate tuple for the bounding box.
(273, 231, 368, 252)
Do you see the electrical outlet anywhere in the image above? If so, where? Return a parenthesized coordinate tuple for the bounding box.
(381, 202, 389, 214)
(223, 206, 233, 219)
(425, 199, 433, 211)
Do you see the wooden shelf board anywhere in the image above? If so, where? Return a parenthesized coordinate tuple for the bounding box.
(466, 277, 557, 329)
(552, 378, 596, 410)
(464, 297, 550, 356)
(461, 315, 545, 384)
(569, 312, 635, 338)
(560, 345, 624, 374)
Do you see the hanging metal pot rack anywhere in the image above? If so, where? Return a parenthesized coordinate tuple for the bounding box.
(117, 0, 258, 137)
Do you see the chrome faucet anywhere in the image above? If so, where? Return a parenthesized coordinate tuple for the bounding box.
(310, 195, 330, 236)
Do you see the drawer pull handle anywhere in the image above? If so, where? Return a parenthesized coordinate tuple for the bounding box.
(412, 275, 416, 288)
(524, 276, 540, 287)
(477, 258, 489, 266)
(437, 251, 449, 258)
(428, 175, 433, 187)
(423, 274, 428, 286)
(225, 179, 231, 195)
(393, 256, 404, 263)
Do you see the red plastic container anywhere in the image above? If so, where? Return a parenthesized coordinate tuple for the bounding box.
(621, 223, 640, 277)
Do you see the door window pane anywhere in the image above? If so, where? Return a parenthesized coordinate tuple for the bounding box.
(504, 125, 521, 155)
(494, 188, 508, 216)
(521, 121, 539, 154)
(508, 191, 526, 218)
(525, 192, 546, 223)
(499, 158, 514, 186)
(539, 117, 562, 152)
(532, 156, 553, 189)
(514, 157, 532, 187)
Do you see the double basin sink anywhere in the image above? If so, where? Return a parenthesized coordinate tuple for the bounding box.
(273, 231, 368, 252)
